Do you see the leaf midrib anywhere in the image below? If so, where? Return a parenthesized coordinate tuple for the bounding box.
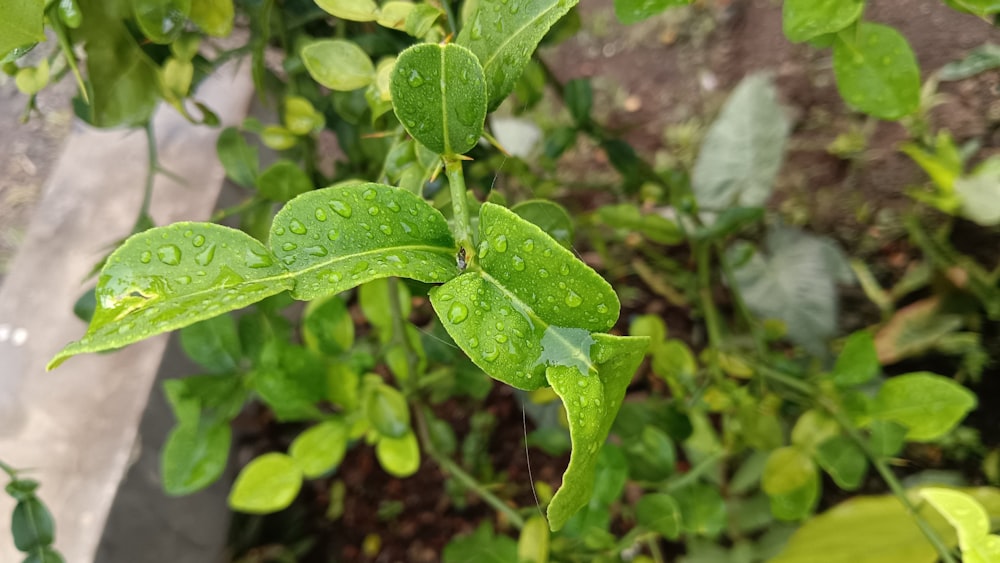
(478, 1, 568, 93)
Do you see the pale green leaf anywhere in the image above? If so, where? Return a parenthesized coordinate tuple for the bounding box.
(289, 418, 349, 478)
(133, 0, 192, 44)
(390, 43, 487, 156)
(769, 473, 820, 521)
(955, 165, 1000, 226)
(228, 452, 302, 513)
(517, 515, 550, 563)
(940, 43, 1000, 81)
(791, 410, 840, 454)
(614, 0, 692, 25)
(161, 421, 231, 495)
(873, 372, 977, 441)
(430, 203, 620, 390)
(376, 1, 413, 29)
(302, 39, 375, 91)
(945, 0, 1000, 17)
(831, 331, 880, 387)
(314, 0, 378, 21)
(0, 0, 45, 60)
(359, 277, 411, 337)
(782, 0, 864, 43)
(190, 0, 234, 36)
(815, 436, 867, 490)
(636, 493, 682, 539)
(49, 223, 293, 369)
(692, 74, 790, 211)
(920, 487, 989, 553)
(674, 482, 727, 537)
(269, 183, 458, 300)
(444, 522, 518, 563)
(832, 23, 920, 120)
(375, 431, 420, 477)
(870, 419, 908, 457)
(14, 59, 48, 95)
(763, 446, 815, 496)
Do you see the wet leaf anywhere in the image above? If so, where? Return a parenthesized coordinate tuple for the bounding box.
(315, 0, 378, 21)
(430, 203, 620, 390)
(692, 74, 790, 211)
(289, 418, 349, 478)
(190, 0, 234, 36)
(872, 372, 977, 441)
(161, 420, 231, 495)
(636, 493, 682, 539)
(458, 0, 579, 111)
(133, 0, 192, 44)
(258, 160, 314, 202)
(833, 23, 920, 120)
(269, 183, 458, 300)
(302, 39, 375, 91)
(614, 0, 692, 25)
(375, 431, 420, 477)
(229, 452, 302, 513)
(0, 0, 45, 60)
(390, 43, 487, 156)
(782, 0, 864, 43)
(217, 127, 259, 187)
(49, 223, 292, 368)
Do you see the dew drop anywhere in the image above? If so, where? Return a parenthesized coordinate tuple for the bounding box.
(565, 290, 583, 308)
(482, 346, 500, 362)
(495, 334, 508, 343)
(282, 242, 298, 251)
(494, 234, 508, 252)
(522, 239, 535, 252)
(368, 206, 380, 216)
(597, 303, 609, 314)
(315, 208, 328, 221)
(351, 261, 369, 274)
(469, 336, 480, 349)
(538, 268, 549, 278)
(478, 241, 490, 259)
(330, 200, 352, 218)
(329, 272, 343, 283)
(289, 219, 307, 235)
(195, 244, 216, 267)
(439, 293, 454, 301)
(274, 227, 286, 236)
(512, 255, 525, 271)
(400, 221, 413, 234)
(327, 229, 340, 241)
(157, 245, 181, 265)
(283, 256, 296, 265)
(140, 251, 152, 264)
(192, 234, 206, 247)
(448, 302, 469, 324)
(560, 264, 569, 276)
(387, 200, 401, 212)
(407, 69, 425, 87)
(305, 245, 328, 257)
(245, 248, 274, 268)
(176, 275, 192, 285)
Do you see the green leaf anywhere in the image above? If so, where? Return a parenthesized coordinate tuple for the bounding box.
(133, 0, 192, 44)
(726, 228, 852, 355)
(763, 447, 816, 496)
(217, 127, 259, 188)
(563, 78, 592, 124)
(302, 295, 354, 355)
(815, 436, 867, 490)
(161, 420, 231, 495)
(945, 0, 1000, 17)
(457, 0, 578, 111)
(5, 479, 39, 501)
(623, 425, 676, 481)
(629, 314, 667, 343)
(289, 418, 349, 478)
(545, 334, 648, 531)
(940, 43, 1000, 81)
(22, 546, 64, 563)
(179, 314, 241, 373)
(0, 0, 45, 60)
(81, 23, 161, 127)
(302, 39, 375, 91)
(390, 43, 487, 156)
(510, 200, 575, 249)
(831, 331, 879, 387)
(430, 203, 620, 390)
(261, 125, 297, 150)
(517, 515, 550, 563)
(11, 498, 55, 551)
(692, 74, 790, 211)
(14, 59, 48, 95)
(404, 3, 441, 37)
(163, 373, 246, 425)
(359, 277, 411, 336)
(674, 482, 727, 537)
(872, 372, 977, 441)
(443, 521, 518, 563)
(636, 493, 682, 539)
(791, 410, 840, 455)
(229, 452, 302, 513)
(955, 165, 1000, 226)
(614, 0, 691, 25)
(869, 419, 907, 457)
(283, 95, 324, 135)
(314, 0, 378, 21)
(249, 359, 325, 422)
(269, 183, 457, 300)
(782, 0, 864, 43)
(920, 488, 988, 553)
(49, 223, 292, 369)
(190, 0, 234, 36)
(832, 23, 920, 120)
(258, 160, 314, 202)
(769, 473, 820, 521)
(365, 383, 411, 439)
(597, 203, 683, 245)
(375, 431, 420, 477)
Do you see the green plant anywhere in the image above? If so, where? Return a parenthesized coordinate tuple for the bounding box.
(3, 461, 64, 563)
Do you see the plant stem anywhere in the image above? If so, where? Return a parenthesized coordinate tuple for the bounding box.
(664, 450, 725, 493)
(387, 277, 419, 395)
(141, 121, 157, 220)
(694, 242, 724, 382)
(444, 157, 475, 262)
(715, 243, 767, 358)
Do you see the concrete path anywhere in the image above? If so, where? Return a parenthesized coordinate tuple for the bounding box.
(0, 64, 254, 562)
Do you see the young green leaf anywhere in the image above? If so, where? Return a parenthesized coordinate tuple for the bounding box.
(289, 418, 349, 478)
(302, 295, 355, 355)
(375, 431, 420, 477)
(546, 334, 648, 531)
(674, 482, 727, 537)
(161, 421, 231, 495)
(692, 74, 790, 211)
(365, 383, 411, 439)
(831, 331, 879, 387)
(769, 473, 820, 521)
(430, 203, 621, 390)
(635, 493, 682, 539)
(258, 160, 314, 202)
(179, 315, 241, 373)
(940, 43, 1000, 81)
(11, 498, 55, 551)
(81, 26, 161, 127)
(832, 23, 920, 120)
(0, 0, 45, 60)
(763, 447, 816, 496)
(510, 200, 575, 249)
(457, 0, 579, 111)
(217, 127, 259, 187)
(443, 522, 518, 563)
(229, 453, 302, 513)
(190, 0, 234, 36)
(302, 40, 375, 91)
(390, 43, 487, 156)
(517, 515, 551, 563)
(49, 223, 292, 369)
(315, 0, 378, 21)
(614, 0, 692, 25)
(869, 419, 908, 457)
(269, 183, 458, 300)
(133, 0, 192, 44)
(782, 0, 864, 43)
(815, 436, 867, 490)
(872, 372, 977, 441)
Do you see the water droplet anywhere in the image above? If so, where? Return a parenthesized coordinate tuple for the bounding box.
(522, 239, 535, 252)
(283, 255, 296, 266)
(176, 275, 192, 285)
(469, 336, 479, 349)
(482, 346, 500, 362)
(274, 226, 286, 236)
(327, 229, 340, 241)
(448, 302, 469, 324)
(140, 251, 152, 264)
(289, 219, 307, 234)
(315, 208, 327, 221)
(511, 255, 525, 271)
(351, 261, 369, 274)
(329, 272, 343, 283)
(565, 290, 583, 308)
(538, 268, 549, 278)
(400, 221, 413, 234)
(246, 248, 274, 268)
(478, 241, 490, 259)
(157, 245, 181, 265)
(495, 334, 508, 343)
(192, 234, 206, 247)
(407, 69, 425, 87)
(368, 206, 380, 216)
(543, 249, 552, 258)
(578, 379, 587, 387)
(509, 1, 519, 13)
(495, 322, 505, 331)
(439, 293, 454, 301)
(560, 264, 570, 276)
(465, 134, 478, 145)
(305, 245, 328, 257)
(387, 200, 401, 212)
(330, 200, 352, 218)
(195, 244, 216, 267)
(494, 234, 508, 252)
(470, 13, 483, 39)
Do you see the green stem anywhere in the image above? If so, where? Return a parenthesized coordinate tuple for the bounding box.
(140, 121, 157, 220)
(210, 197, 264, 222)
(664, 450, 725, 493)
(647, 536, 665, 563)
(694, 242, 724, 382)
(388, 277, 419, 395)
(440, 0, 458, 36)
(445, 158, 475, 262)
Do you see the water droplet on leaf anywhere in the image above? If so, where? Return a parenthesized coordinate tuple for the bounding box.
(448, 302, 469, 324)
(157, 245, 181, 265)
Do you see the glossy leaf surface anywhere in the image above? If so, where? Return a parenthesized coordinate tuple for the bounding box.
(315, 0, 378, 21)
(302, 39, 375, 91)
(0, 0, 45, 59)
(50, 223, 292, 368)
(832, 23, 920, 120)
(872, 372, 977, 441)
(270, 183, 457, 300)
(375, 431, 420, 477)
(546, 334, 648, 531)
(430, 203, 620, 390)
(511, 200, 574, 248)
(390, 43, 487, 156)
(782, 0, 863, 43)
(457, 0, 579, 111)
(289, 418, 349, 478)
(229, 452, 302, 513)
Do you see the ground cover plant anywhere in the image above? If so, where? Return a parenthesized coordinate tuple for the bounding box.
(2, 0, 1000, 561)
